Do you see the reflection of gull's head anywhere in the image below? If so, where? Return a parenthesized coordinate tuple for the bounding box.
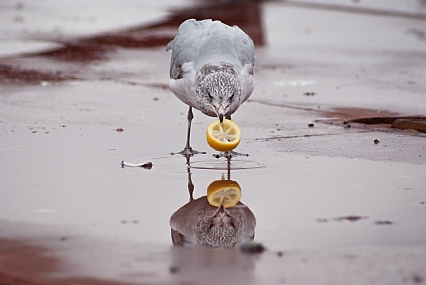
(170, 196, 255, 247)
(196, 205, 242, 247)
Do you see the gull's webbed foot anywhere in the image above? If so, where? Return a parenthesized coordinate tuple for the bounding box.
(213, 150, 249, 159)
(171, 147, 206, 157)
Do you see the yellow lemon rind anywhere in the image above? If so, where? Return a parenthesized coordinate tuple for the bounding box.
(207, 180, 242, 208)
(206, 119, 241, 152)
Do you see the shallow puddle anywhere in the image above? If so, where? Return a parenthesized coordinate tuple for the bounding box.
(2, 125, 426, 283)
(3, 126, 425, 249)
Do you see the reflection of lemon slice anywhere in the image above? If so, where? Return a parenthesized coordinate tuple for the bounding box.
(206, 119, 241, 152)
(207, 180, 242, 208)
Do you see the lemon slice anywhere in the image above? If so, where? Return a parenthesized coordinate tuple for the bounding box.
(206, 119, 241, 152)
(207, 180, 242, 208)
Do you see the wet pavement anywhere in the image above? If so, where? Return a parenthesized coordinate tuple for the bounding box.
(2, 1, 426, 284)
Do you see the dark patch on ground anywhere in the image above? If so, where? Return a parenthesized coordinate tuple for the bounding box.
(0, 63, 76, 85)
(317, 107, 426, 134)
(251, 100, 425, 136)
(374, 220, 394, 225)
(1, 1, 263, 84)
(85, 1, 264, 50)
(88, 1, 264, 48)
(38, 42, 113, 62)
(329, 107, 398, 122)
(0, 239, 137, 285)
(347, 116, 426, 133)
(333, 215, 369, 222)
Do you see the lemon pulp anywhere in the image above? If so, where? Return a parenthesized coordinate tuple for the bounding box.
(206, 119, 241, 152)
(207, 180, 242, 208)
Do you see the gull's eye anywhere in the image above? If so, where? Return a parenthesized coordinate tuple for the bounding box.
(207, 91, 213, 100)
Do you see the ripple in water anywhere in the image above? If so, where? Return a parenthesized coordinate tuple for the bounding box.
(189, 159, 265, 170)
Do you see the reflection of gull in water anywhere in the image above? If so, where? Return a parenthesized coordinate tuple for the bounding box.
(167, 19, 255, 155)
(171, 154, 256, 247)
(170, 196, 256, 247)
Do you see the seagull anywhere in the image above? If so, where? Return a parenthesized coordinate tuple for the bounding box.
(167, 19, 255, 156)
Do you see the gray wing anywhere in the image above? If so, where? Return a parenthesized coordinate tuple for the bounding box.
(166, 19, 255, 79)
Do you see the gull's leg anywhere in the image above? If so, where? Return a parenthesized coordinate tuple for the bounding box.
(171, 106, 206, 157)
(187, 158, 194, 201)
(184, 106, 194, 150)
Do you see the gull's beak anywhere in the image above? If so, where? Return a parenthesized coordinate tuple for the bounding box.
(212, 205, 229, 220)
(218, 205, 229, 220)
(218, 105, 225, 123)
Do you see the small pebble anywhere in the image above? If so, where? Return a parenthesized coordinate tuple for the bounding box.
(374, 220, 393, 225)
(346, 124, 351, 128)
(412, 273, 423, 284)
(308, 123, 314, 128)
(240, 241, 265, 254)
(169, 266, 179, 274)
(303, 92, 315, 96)
(374, 139, 380, 144)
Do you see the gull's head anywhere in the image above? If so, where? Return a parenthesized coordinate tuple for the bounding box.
(196, 63, 241, 122)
